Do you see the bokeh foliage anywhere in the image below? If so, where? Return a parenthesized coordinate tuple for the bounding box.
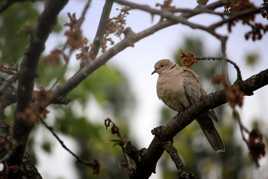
(0, 2, 135, 179)
(0, 2, 38, 64)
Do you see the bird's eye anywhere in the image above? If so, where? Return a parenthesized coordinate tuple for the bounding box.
(160, 65, 164, 67)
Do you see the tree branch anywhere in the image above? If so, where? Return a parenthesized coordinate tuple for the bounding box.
(77, 0, 91, 27)
(130, 68, 268, 179)
(114, 0, 223, 39)
(171, 7, 225, 17)
(40, 119, 99, 173)
(164, 142, 195, 179)
(196, 57, 242, 81)
(89, 0, 114, 59)
(52, 1, 222, 99)
(9, 0, 68, 165)
(62, 0, 92, 52)
(210, 7, 261, 29)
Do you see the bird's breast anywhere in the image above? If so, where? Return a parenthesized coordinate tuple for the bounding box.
(156, 73, 185, 111)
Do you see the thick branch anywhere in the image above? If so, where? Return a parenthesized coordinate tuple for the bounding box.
(10, 0, 68, 165)
(130, 68, 268, 179)
(171, 7, 225, 16)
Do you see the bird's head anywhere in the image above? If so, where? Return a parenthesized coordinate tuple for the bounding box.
(152, 59, 176, 75)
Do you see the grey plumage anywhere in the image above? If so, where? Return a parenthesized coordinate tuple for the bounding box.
(153, 59, 224, 152)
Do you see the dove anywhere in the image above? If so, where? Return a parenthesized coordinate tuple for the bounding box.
(152, 59, 224, 152)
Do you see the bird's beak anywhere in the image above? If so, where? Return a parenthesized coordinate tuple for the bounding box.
(151, 70, 156, 75)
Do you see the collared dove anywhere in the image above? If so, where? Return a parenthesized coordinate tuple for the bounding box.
(152, 59, 224, 152)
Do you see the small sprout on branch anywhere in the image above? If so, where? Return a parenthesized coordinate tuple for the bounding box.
(226, 86, 244, 108)
(75, 40, 93, 64)
(248, 129, 266, 167)
(32, 88, 53, 106)
(104, 118, 141, 173)
(180, 51, 198, 67)
(222, 0, 268, 41)
(224, 0, 256, 17)
(212, 75, 244, 108)
(104, 118, 122, 139)
(156, 0, 175, 12)
(244, 23, 268, 41)
(64, 13, 87, 50)
(232, 110, 266, 167)
(42, 49, 68, 65)
(16, 106, 42, 125)
(91, 160, 101, 175)
(16, 88, 53, 125)
(261, 1, 268, 19)
(102, 7, 131, 51)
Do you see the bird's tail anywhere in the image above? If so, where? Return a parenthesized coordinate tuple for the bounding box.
(197, 112, 225, 153)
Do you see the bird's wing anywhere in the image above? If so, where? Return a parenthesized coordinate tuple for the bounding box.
(182, 68, 224, 152)
(182, 68, 203, 104)
(182, 68, 218, 121)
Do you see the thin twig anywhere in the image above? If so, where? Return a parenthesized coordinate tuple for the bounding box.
(40, 119, 99, 169)
(114, 0, 223, 39)
(232, 109, 249, 145)
(77, 0, 91, 27)
(164, 142, 196, 179)
(196, 57, 242, 81)
(89, 0, 114, 59)
(164, 142, 184, 170)
(210, 7, 261, 29)
(171, 7, 225, 17)
(62, 0, 92, 52)
(50, 0, 92, 91)
(104, 118, 140, 172)
(219, 37, 232, 85)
